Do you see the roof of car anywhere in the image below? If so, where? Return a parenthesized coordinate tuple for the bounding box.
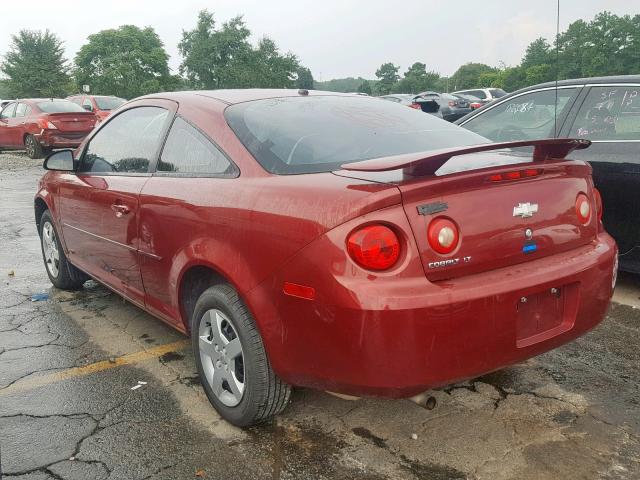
(505, 75, 640, 95)
(142, 89, 358, 105)
(12, 98, 70, 103)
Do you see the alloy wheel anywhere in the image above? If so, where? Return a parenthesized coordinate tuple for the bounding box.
(198, 309, 245, 407)
(25, 136, 35, 158)
(42, 221, 60, 278)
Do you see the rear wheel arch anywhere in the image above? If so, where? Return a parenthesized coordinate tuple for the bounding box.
(178, 264, 234, 333)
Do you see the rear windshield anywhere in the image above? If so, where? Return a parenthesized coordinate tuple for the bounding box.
(95, 96, 126, 110)
(37, 101, 86, 113)
(225, 96, 489, 174)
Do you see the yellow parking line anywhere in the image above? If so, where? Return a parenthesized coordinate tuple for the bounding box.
(0, 339, 190, 397)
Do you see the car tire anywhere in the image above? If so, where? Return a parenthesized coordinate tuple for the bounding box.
(191, 284, 291, 427)
(25, 134, 44, 159)
(40, 210, 87, 290)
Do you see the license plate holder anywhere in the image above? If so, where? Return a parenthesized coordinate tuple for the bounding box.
(516, 284, 577, 348)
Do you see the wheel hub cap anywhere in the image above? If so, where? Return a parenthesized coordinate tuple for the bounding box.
(198, 309, 245, 407)
(42, 222, 59, 278)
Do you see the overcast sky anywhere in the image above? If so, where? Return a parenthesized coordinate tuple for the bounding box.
(0, 1, 636, 80)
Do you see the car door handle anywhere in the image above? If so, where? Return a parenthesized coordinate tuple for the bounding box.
(111, 204, 131, 217)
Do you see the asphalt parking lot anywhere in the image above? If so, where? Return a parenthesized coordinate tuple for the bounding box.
(0, 152, 639, 480)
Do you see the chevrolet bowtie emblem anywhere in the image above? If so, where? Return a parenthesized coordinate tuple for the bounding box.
(513, 202, 539, 218)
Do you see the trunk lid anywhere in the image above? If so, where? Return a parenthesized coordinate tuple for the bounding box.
(337, 139, 598, 281)
(46, 112, 96, 132)
(397, 158, 597, 280)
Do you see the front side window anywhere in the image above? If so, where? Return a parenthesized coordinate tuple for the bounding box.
(1, 103, 17, 119)
(461, 88, 578, 142)
(158, 117, 236, 176)
(568, 86, 640, 141)
(79, 107, 169, 174)
(82, 98, 94, 112)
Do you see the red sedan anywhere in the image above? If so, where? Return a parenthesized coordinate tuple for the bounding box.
(34, 90, 617, 426)
(0, 99, 97, 158)
(67, 95, 126, 122)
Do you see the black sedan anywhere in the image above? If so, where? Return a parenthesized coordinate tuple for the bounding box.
(419, 92, 473, 122)
(455, 75, 640, 273)
(380, 93, 471, 122)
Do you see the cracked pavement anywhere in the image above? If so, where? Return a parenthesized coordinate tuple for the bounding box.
(0, 152, 639, 479)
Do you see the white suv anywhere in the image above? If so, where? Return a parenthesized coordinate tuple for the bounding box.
(451, 88, 507, 103)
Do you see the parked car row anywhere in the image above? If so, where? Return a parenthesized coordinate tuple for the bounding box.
(0, 95, 125, 158)
(379, 91, 488, 122)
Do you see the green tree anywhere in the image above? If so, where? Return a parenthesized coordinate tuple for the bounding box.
(315, 77, 374, 92)
(75, 25, 172, 99)
(1, 30, 70, 98)
(450, 63, 496, 90)
(247, 37, 299, 88)
(296, 67, 314, 89)
(357, 80, 372, 95)
(521, 37, 553, 68)
(179, 10, 298, 89)
(554, 12, 640, 80)
(524, 64, 554, 85)
(374, 62, 400, 95)
(0, 79, 11, 98)
(393, 62, 441, 94)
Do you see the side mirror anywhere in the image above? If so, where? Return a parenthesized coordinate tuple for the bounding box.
(82, 104, 93, 112)
(44, 150, 75, 172)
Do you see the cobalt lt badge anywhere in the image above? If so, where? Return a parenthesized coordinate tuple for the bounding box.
(513, 202, 539, 218)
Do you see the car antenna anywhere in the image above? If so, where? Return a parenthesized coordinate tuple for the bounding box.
(554, 0, 560, 138)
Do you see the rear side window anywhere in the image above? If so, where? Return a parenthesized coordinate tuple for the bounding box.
(489, 89, 507, 98)
(158, 117, 237, 176)
(461, 88, 578, 142)
(569, 86, 640, 141)
(225, 96, 488, 174)
(15, 103, 30, 117)
(463, 90, 487, 100)
(82, 98, 94, 112)
(79, 107, 169, 174)
(37, 101, 85, 113)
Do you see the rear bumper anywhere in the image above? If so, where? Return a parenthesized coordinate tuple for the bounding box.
(247, 232, 617, 398)
(35, 130, 90, 149)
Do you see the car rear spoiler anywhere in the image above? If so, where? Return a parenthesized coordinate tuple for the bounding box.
(340, 138, 591, 176)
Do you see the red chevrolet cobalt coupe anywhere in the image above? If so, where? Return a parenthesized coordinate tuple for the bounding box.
(0, 99, 97, 158)
(35, 90, 617, 426)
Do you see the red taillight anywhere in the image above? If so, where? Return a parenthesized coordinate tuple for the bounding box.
(575, 193, 591, 224)
(347, 224, 400, 271)
(471, 102, 482, 109)
(593, 188, 603, 221)
(427, 217, 459, 254)
(409, 103, 422, 110)
(37, 118, 57, 130)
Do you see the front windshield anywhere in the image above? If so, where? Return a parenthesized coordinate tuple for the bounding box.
(225, 95, 489, 174)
